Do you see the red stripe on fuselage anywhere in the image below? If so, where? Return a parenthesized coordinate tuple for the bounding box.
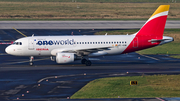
(122, 15, 167, 54)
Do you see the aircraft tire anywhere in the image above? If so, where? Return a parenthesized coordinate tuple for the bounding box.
(81, 58, 87, 64)
(85, 60, 91, 66)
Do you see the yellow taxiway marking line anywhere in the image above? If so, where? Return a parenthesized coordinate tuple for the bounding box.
(12, 27, 27, 37)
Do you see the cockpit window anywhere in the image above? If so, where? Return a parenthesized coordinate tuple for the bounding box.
(13, 42, 22, 45)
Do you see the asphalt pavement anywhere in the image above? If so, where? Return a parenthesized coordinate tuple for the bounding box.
(0, 20, 180, 29)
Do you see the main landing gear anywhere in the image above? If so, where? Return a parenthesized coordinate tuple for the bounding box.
(81, 58, 92, 66)
(29, 56, 34, 66)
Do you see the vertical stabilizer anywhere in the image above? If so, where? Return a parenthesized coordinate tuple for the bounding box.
(122, 5, 170, 53)
(136, 5, 170, 39)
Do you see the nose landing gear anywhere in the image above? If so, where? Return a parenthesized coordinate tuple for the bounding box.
(29, 56, 34, 66)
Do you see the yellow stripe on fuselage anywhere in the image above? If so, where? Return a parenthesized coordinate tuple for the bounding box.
(150, 5, 170, 18)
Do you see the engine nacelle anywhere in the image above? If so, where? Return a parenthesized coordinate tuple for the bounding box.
(56, 53, 75, 63)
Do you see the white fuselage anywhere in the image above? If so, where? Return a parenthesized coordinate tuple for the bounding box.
(5, 35, 135, 57)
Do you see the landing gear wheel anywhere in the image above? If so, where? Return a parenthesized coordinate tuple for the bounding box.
(81, 58, 87, 64)
(29, 62, 33, 66)
(85, 60, 91, 66)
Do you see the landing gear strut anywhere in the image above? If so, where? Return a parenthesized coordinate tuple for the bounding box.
(81, 58, 91, 66)
(29, 56, 34, 66)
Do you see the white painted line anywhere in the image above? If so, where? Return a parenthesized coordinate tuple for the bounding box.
(156, 97, 165, 101)
(38, 74, 80, 83)
(139, 54, 159, 61)
(3, 58, 49, 65)
(0, 53, 8, 55)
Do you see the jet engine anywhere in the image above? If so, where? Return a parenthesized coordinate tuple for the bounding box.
(56, 53, 75, 63)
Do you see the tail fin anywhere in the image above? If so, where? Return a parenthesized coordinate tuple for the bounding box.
(122, 5, 170, 54)
(136, 5, 170, 39)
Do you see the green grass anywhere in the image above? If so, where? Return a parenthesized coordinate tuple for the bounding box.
(71, 75, 180, 99)
(170, 55, 180, 58)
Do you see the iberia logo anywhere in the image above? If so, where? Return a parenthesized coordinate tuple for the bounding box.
(36, 48, 49, 51)
(62, 55, 70, 58)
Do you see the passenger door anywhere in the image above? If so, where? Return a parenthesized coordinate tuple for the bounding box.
(28, 38, 34, 50)
(133, 37, 138, 48)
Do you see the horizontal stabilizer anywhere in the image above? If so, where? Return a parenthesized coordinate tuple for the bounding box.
(148, 39, 171, 42)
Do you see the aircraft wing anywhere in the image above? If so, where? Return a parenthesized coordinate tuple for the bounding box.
(51, 46, 113, 56)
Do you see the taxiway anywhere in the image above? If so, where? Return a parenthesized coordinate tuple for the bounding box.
(0, 20, 180, 29)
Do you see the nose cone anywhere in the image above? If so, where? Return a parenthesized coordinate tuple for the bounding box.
(5, 46, 11, 54)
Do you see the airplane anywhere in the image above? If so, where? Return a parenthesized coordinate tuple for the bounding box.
(5, 5, 173, 66)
